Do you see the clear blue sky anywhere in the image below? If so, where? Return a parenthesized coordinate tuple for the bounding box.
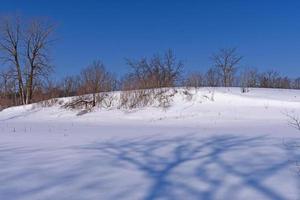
(1, 0, 300, 78)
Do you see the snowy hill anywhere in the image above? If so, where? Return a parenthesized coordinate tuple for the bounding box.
(1, 87, 300, 136)
(1, 87, 300, 124)
(0, 87, 300, 200)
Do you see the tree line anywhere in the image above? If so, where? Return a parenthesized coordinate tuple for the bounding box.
(1, 17, 300, 109)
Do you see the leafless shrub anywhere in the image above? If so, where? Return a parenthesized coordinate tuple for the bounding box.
(118, 88, 176, 109)
(285, 111, 300, 131)
(63, 93, 114, 110)
(182, 88, 194, 101)
(240, 87, 248, 93)
(37, 98, 59, 107)
(203, 88, 215, 101)
(119, 90, 153, 109)
(64, 95, 94, 110)
(97, 93, 116, 109)
(153, 88, 175, 108)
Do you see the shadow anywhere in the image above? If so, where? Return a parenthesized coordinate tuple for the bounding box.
(0, 108, 41, 121)
(0, 134, 299, 200)
(81, 135, 300, 200)
(76, 109, 90, 116)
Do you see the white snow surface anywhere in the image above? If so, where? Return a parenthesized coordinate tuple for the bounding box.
(0, 87, 300, 200)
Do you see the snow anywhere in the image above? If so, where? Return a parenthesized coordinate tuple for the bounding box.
(0, 87, 300, 200)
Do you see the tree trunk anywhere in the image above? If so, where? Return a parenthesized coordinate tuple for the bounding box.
(14, 55, 26, 105)
(25, 67, 34, 104)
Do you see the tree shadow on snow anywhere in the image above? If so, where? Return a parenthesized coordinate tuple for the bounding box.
(0, 134, 299, 200)
(82, 134, 300, 200)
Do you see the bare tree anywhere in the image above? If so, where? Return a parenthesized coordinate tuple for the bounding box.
(24, 19, 55, 104)
(184, 72, 204, 88)
(277, 76, 291, 89)
(0, 16, 25, 104)
(125, 49, 183, 89)
(293, 77, 300, 89)
(211, 48, 242, 87)
(0, 68, 17, 107)
(240, 67, 259, 92)
(0, 16, 55, 105)
(120, 73, 139, 91)
(205, 67, 220, 87)
(243, 68, 259, 87)
(79, 60, 115, 107)
(61, 75, 80, 97)
(259, 70, 279, 88)
(0, 69, 11, 96)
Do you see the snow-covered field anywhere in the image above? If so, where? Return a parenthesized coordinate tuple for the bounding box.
(0, 87, 300, 200)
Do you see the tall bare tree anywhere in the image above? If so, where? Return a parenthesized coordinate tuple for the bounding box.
(0, 16, 25, 104)
(0, 16, 55, 104)
(24, 19, 55, 104)
(212, 48, 242, 87)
